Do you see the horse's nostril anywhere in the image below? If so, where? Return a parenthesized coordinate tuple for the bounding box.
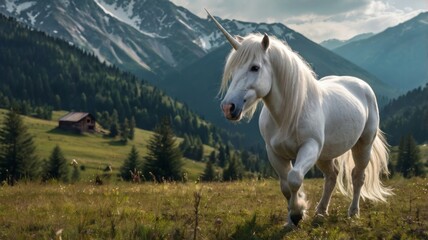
(230, 103, 235, 112)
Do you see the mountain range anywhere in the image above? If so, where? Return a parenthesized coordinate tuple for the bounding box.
(1, 0, 426, 146)
(0, 0, 392, 94)
(0, 0, 217, 80)
(320, 32, 374, 50)
(0, 0, 399, 146)
(333, 12, 428, 93)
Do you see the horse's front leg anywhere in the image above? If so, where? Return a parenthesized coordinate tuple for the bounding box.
(287, 139, 321, 226)
(266, 146, 293, 225)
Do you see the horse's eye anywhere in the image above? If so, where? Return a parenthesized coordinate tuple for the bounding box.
(250, 65, 260, 72)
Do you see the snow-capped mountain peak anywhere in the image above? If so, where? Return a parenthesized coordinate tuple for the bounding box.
(94, 0, 169, 38)
(0, 0, 301, 80)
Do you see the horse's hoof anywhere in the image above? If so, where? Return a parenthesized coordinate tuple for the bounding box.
(290, 214, 303, 226)
(315, 210, 328, 217)
(283, 222, 297, 230)
(314, 213, 327, 219)
(311, 214, 326, 227)
(348, 208, 360, 218)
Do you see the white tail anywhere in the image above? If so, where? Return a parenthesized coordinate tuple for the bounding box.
(335, 130, 393, 202)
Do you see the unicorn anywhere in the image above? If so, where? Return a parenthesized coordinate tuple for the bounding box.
(206, 10, 392, 227)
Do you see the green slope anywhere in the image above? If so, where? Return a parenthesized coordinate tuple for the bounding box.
(0, 109, 213, 181)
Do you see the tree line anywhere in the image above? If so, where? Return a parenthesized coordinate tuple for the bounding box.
(381, 82, 428, 145)
(0, 109, 424, 186)
(390, 134, 427, 178)
(120, 118, 275, 183)
(0, 109, 273, 185)
(0, 109, 79, 185)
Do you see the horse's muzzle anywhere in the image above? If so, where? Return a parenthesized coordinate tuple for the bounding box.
(221, 103, 242, 121)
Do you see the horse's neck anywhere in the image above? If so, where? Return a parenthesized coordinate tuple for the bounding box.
(263, 65, 320, 130)
(263, 81, 284, 125)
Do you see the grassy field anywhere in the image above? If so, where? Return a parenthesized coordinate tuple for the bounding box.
(0, 178, 426, 239)
(0, 109, 214, 181)
(0, 109, 427, 239)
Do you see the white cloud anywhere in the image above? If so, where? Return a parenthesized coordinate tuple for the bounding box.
(173, 0, 371, 18)
(287, 1, 426, 42)
(171, 0, 428, 42)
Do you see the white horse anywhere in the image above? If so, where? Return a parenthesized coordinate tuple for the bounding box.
(206, 10, 392, 227)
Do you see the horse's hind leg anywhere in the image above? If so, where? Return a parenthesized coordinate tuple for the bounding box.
(315, 160, 338, 216)
(349, 139, 373, 217)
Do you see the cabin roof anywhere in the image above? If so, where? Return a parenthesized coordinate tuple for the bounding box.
(59, 112, 93, 122)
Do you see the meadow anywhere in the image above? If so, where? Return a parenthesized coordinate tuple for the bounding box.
(0, 109, 214, 181)
(0, 178, 426, 239)
(0, 110, 427, 239)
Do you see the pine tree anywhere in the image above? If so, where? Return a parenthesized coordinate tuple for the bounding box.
(225, 144, 231, 159)
(109, 109, 119, 137)
(54, 95, 61, 110)
(240, 150, 250, 166)
(195, 137, 204, 161)
(98, 111, 110, 129)
(120, 145, 141, 181)
(208, 151, 217, 164)
(396, 136, 407, 175)
(222, 154, 244, 181)
(111, 109, 119, 123)
(109, 122, 119, 138)
(44, 145, 69, 182)
(120, 118, 130, 143)
(80, 92, 87, 111)
(179, 134, 191, 156)
(143, 118, 183, 182)
(201, 161, 216, 182)
(396, 134, 425, 178)
(218, 145, 227, 167)
(129, 116, 136, 140)
(0, 109, 39, 185)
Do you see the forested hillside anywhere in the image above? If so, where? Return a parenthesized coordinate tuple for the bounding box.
(381, 83, 428, 145)
(0, 15, 243, 147)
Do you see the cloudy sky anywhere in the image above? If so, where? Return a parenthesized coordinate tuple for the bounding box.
(170, 0, 428, 43)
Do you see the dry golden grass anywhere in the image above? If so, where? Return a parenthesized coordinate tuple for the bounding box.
(0, 178, 426, 239)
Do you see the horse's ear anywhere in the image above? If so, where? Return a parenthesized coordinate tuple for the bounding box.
(262, 33, 269, 51)
(235, 35, 244, 43)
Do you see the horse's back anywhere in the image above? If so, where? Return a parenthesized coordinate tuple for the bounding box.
(319, 76, 378, 113)
(317, 76, 380, 160)
(319, 76, 376, 100)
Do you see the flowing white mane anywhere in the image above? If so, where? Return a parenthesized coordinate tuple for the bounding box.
(221, 34, 320, 135)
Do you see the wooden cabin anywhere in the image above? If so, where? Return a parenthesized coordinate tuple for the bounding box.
(58, 112, 96, 133)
